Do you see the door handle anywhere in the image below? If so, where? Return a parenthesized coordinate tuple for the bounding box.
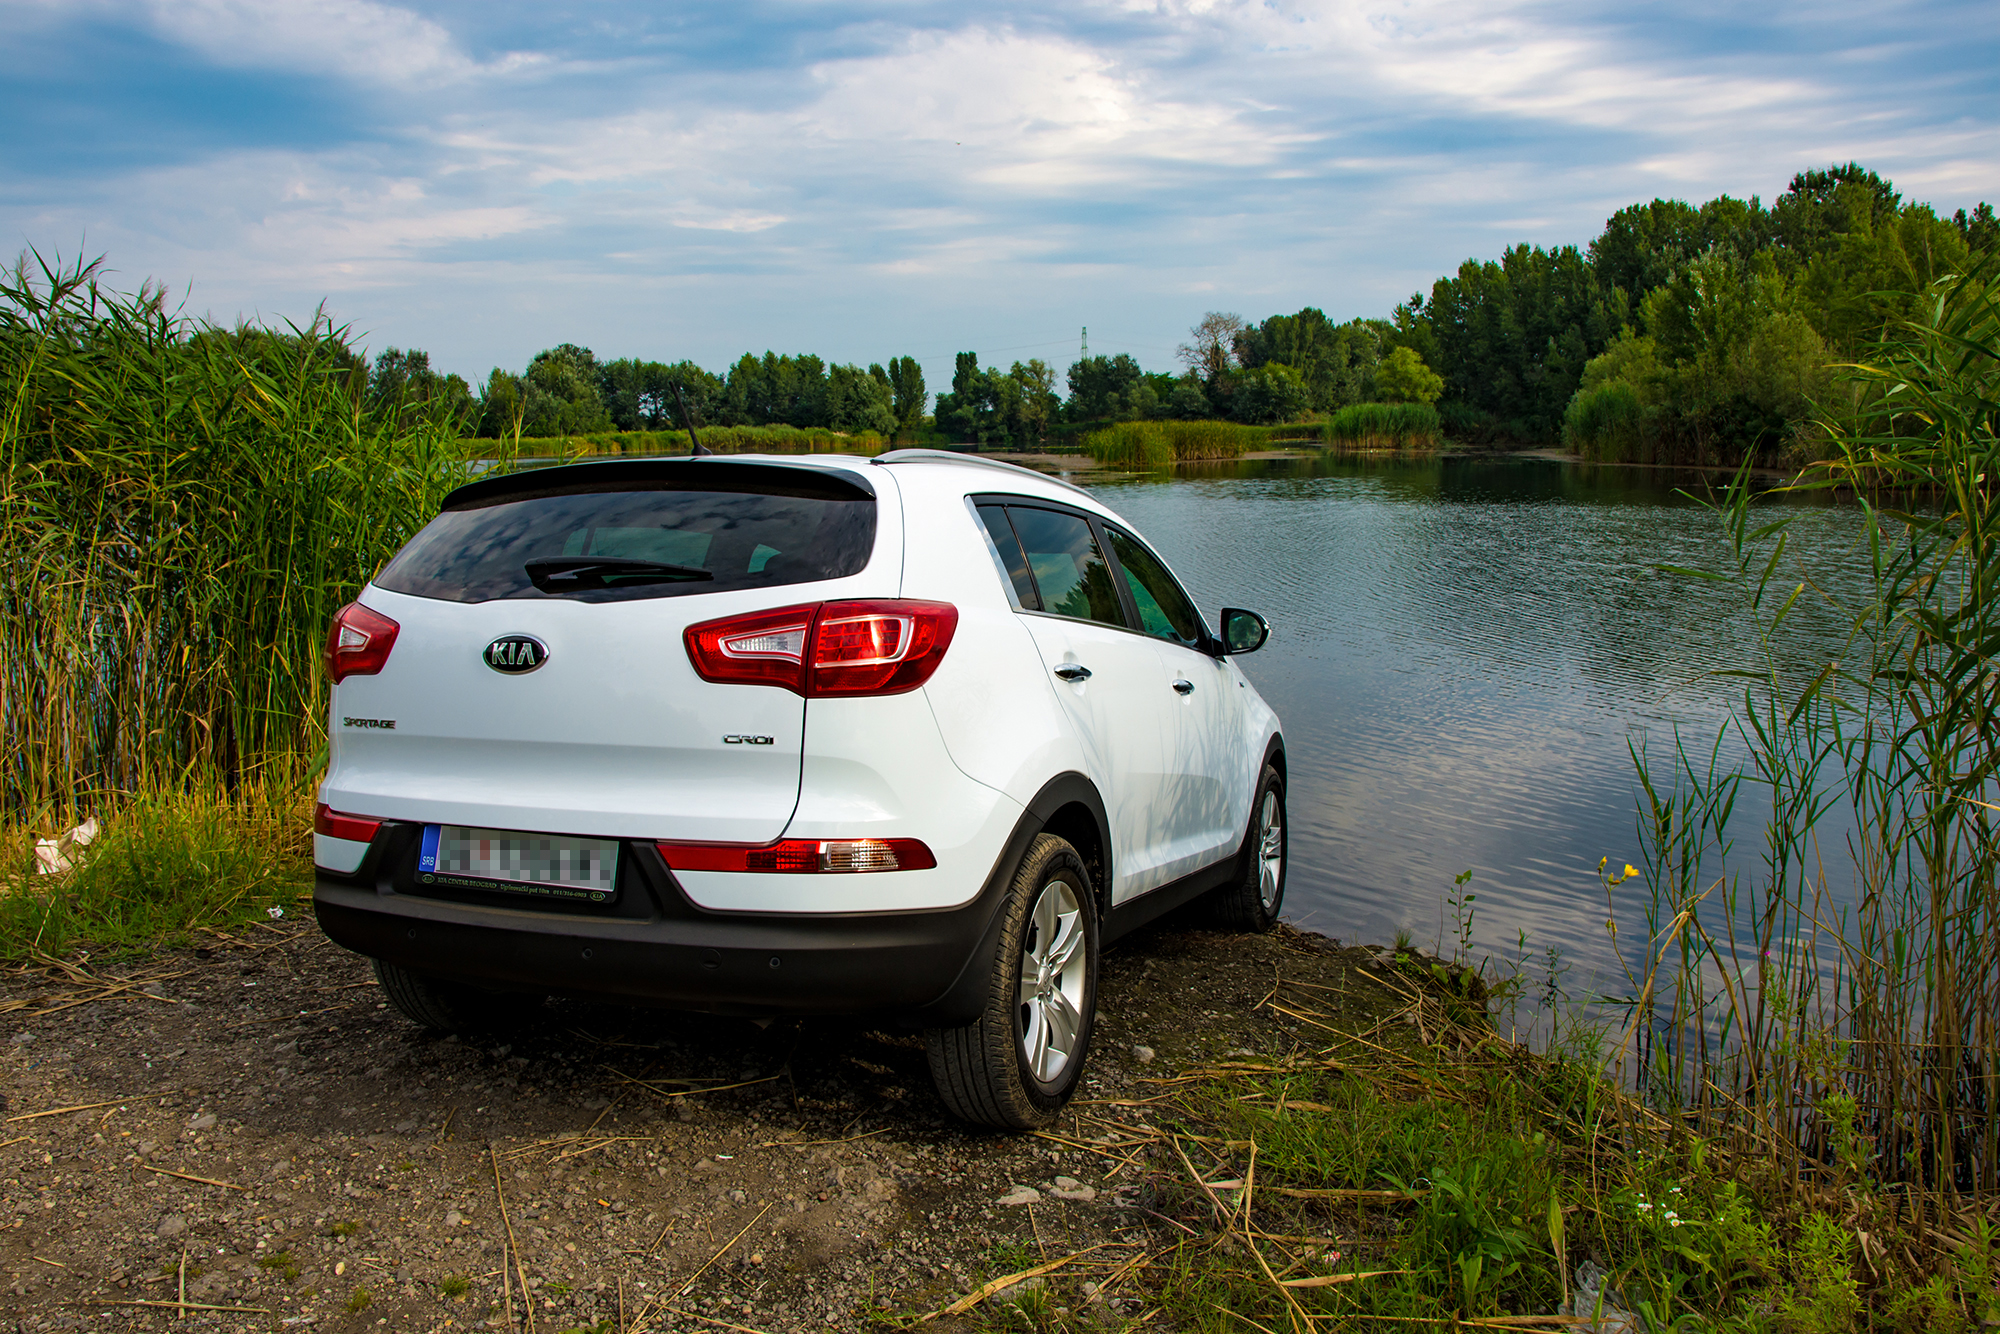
(1172, 678, 1194, 695)
(1053, 663, 1092, 682)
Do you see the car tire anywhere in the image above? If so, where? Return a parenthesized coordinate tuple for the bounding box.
(1212, 763, 1286, 932)
(373, 958, 543, 1033)
(925, 834, 1099, 1131)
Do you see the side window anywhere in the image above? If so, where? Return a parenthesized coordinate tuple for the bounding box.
(973, 503, 1040, 610)
(1107, 526, 1204, 648)
(1006, 506, 1126, 628)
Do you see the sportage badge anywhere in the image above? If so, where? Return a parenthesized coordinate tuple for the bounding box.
(484, 634, 549, 674)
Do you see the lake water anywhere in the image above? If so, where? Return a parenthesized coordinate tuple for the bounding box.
(1068, 453, 1875, 993)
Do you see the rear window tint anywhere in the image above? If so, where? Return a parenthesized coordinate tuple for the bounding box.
(378, 484, 876, 604)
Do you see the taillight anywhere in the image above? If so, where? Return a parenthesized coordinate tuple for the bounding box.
(657, 838, 937, 873)
(314, 803, 382, 843)
(325, 602, 400, 683)
(683, 605, 816, 691)
(684, 600, 957, 697)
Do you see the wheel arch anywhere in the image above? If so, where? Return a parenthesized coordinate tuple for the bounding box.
(909, 770, 1109, 1029)
(1026, 773, 1112, 922)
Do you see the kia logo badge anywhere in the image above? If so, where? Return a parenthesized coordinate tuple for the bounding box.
(484, 634, 549, 675)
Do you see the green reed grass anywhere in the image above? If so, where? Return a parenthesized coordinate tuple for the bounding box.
(1325, 402, 1442, 451)
(0, 785, 311, 958)
(0, 253, 502, 828)
(1602, 259, 2000, 1245)
(1081, 420, 1272, 467)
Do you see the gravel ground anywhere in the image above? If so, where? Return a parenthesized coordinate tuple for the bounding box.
(0, 912, 1391, 1334)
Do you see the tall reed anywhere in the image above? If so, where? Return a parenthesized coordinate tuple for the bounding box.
(1326, 401, 1442, 451)
(1607, 259, 2000, 1222)
(1081, 420, 1270, 466)
(0, 254, 497, 827)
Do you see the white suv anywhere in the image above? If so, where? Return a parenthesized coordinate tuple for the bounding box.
(314, 450, 1284, 1129)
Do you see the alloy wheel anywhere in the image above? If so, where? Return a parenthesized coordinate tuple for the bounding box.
(1017, 877, 1087, 1083)
(1257, 788, 1285, 911)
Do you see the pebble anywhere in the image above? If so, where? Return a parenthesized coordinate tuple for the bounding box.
(1049, 1175, 1097, 1202)
(994, 1185, 1041, 1206)
(1132, 1045, 1155, 1064)
(156, 1214, 186, 1238)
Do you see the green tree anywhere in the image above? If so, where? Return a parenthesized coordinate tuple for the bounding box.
(1063, 353, 1146, 421)
(826, 363, 896, 435)
(518, 344, 612, 435)
(885, 356, 926, 439)
(1227, 362, 1311, 422)
(1372, 346, 1445, 404)
(366, 346, 474, 429)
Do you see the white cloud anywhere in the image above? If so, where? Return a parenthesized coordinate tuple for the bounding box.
(4, 0, 1995, 378)
(129, 0, 540, 85)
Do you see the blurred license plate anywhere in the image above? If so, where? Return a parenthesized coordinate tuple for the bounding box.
(417, 825, 618, 903)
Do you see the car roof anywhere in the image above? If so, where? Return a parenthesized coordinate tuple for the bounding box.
(445, 449, 1106, 516)
(868, 449, 1095, 502)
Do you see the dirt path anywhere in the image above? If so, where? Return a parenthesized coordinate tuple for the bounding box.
(0, 913, 1397, 1333)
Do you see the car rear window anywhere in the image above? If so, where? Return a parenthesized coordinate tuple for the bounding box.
(376, 469, 877, 604)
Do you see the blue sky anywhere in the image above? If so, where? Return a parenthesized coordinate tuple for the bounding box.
(4, 0, 1996, 392)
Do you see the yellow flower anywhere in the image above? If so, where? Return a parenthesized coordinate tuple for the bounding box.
(1624, 864, 1640, 879)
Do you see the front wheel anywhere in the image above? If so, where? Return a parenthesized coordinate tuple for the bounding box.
(925, 834, 1099, 1130)
(1212, 763, 1286, 932)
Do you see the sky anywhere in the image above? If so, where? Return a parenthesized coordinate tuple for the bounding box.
(3, 0, 1997, 393)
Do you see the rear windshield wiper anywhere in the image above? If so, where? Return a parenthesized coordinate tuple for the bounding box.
(525, 556, 714, 592)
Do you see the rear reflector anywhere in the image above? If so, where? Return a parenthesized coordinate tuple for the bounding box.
(657, 838, 937, 874)
(314, 803, 383, 843)
(325, 602, 401, 683)
(684, 600, 957, 697)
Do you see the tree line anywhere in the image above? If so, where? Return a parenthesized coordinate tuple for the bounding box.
(1401, 164, 1997, 461)
(457, 346, 926, 441)
(362, 160, 1992, 463)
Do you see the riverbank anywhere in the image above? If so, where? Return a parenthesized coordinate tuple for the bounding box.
(2, 902, 1974, 1331)
(0, 913, 1413, 1332)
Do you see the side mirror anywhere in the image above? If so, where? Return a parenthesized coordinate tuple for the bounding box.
(1218, 608, 1270, 654)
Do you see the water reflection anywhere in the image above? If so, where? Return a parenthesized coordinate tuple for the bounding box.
(1083, 454, 1873, 993)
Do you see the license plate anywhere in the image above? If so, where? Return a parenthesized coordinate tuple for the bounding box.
(416, 825, 618, 903)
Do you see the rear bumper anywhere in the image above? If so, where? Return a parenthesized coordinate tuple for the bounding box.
(313, 819, 1032, 1025)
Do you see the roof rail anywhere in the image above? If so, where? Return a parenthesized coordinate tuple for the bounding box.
(870, 448, 1093, 498)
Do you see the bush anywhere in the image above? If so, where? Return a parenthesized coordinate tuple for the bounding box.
(1562, 380, 1649, 461)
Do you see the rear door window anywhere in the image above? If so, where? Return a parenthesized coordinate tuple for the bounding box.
(377, 472, 876, 604)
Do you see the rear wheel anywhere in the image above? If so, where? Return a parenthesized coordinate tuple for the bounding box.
(926, 834, 1098, 1130)
(1212, 764, 1286, 932)
(373, 959, 544, 1033)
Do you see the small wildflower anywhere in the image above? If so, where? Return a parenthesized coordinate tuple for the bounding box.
(267, 906, 285, 920)
(1623, 864, 1639, 878)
